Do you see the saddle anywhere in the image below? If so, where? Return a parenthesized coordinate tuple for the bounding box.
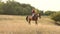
(32, 15, 35, 20)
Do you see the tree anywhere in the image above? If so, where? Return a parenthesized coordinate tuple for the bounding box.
(2, 1, 35, 15)
(0, 1, 4, 14)
(0, 0, 40, 15)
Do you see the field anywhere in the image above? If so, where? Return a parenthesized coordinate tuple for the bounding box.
(0, 15, 60, 34)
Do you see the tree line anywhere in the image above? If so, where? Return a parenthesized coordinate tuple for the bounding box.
(0, 0, 56, 16)
(44, 10, 60, 25)
(0, 0, 40, 15)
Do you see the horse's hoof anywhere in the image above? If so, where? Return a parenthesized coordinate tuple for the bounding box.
(35, 23, 38, 25)
(29, 23, 31, 25)
(28, 22, 31, 24)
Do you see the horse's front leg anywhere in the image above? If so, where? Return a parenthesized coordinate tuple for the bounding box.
(35, 20, 37, 24)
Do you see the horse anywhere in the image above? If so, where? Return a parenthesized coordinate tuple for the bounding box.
(26, 13, 41, 24)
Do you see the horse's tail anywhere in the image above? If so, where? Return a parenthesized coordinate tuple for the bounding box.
(26, 16, 28, 22)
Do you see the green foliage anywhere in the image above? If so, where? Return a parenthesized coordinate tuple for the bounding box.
(51, 11, 60, 25)
(39, 10, 44, 15)
(0, 2, 4, 14)
(3, 1, 21, 15)
(0, 0, 41, 15)
(51, 12, 60, 21)
(44, 11, 56, 16)
(0, 0, 36, 15)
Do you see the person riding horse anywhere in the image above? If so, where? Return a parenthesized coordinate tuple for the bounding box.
(32, 9, 39, 18)
(26, 9, 41, 24)
(32, 9, 35, 17)
(32, 9, 37, 18)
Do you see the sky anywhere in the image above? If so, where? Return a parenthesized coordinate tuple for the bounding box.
(2, 0, 60, 11)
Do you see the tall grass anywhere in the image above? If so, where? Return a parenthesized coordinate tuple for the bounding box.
(0, 15, 59, 34)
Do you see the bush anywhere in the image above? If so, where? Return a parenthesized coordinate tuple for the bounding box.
(51, 12, 60, 25)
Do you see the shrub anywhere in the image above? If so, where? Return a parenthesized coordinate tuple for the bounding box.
(51, 12, 60, 25)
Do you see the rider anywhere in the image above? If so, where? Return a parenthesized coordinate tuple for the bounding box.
(32, 9, 38, 17)
(32, 9, 36, 17)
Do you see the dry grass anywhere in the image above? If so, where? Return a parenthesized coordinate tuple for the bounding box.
(0, 15, 60, 34)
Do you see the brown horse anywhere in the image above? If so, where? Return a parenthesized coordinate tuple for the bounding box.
(26, 13, 41, 24)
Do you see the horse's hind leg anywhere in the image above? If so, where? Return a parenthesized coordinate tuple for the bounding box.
(29, 19, 31, 24)
(26, 16, 28, 21)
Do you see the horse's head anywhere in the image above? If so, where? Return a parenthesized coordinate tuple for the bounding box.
(37, 13, 41, 18)
(33, 13, 41, 20)
(33, 13, 39, 18)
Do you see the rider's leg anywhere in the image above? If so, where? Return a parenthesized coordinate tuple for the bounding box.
(32, 13, 35, 17)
